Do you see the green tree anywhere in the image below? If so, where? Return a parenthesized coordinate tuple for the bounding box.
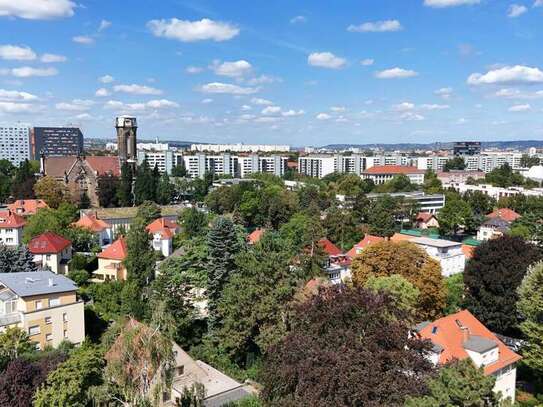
(97, 174, 120, 208)
(423, 170, 443, 194)
(438, 193, 474, 236)
(117, 162, 134, 207)
(179, 207, 208, 239)
(171, 160, 187, 177)
(405, 359, 499, 407)
(0, 327, 35, 371)
(65, 226, 100, 252)
(366, 195, 400, 237)
(33, 176, 69, 209)
(375, 174, 415, 193)
(444, 273, 464, 315)
(364, 274, 420, 315)
(136, 200, 161, 225)
(11, 160, 36, 200)
(443, 156, 466, 172)
(520, 154, 540, 168)
(207, 217, 242, 332)
(485, 163, 524, 188)
(517, 261, 543, 382)
(22, 203, 78, 243)
(323, 205, 362, 250)
(134, 160, 156, 205)
(0, 245, 37, 273)
(157, 171, 175, 205)
(124, 217, 156, 289)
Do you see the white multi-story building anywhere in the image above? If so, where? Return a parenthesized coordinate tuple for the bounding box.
(190, 143, 290, 153)
(366, 191, 446, 214)
(446, 182, 543, 200)
(0, 210, 25, 247)
(362, 165, 425, 185)
(0, 125, 31, 166)
(137, 150, 183, 175)
(410, 237, 465, 277)
(183, 154, 239, 178)
(239, 155, 288, 178)
(417, 156, 454, 172)
(464, 152, 523, 173)
(298, 155, 336, 178)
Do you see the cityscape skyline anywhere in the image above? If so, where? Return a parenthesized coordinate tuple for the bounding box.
(0, 0, 542, 145)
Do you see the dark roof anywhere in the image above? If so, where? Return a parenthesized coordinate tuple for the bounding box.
(0, 271, 78, 297)
(482, 217, 511, 229)
(463, 335, 498, 353)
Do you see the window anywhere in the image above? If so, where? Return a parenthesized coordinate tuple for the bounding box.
(177, 365, 184, 376)
(46, 333, 52, 342)
(49, 298, 60, 307)
(4, 299, 17, 314)
(63, 329, 68, 338)
(35, 300, 42, 310)
(63, 312, 68, 322)
(28, 325, 40, 336)
(45, 316, 52, 324)
(45, 255, 51, 261)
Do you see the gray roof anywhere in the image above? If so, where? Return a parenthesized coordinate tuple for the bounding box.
(482, 217, 510, 228)
(0, 271, 78, 297)
(411, 236, 462, 248)
(414, 321, 430, 332)
(0, 290, 16, 301)
(463, 335, 498, 353)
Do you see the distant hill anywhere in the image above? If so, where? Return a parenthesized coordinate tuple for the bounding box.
(321, 140, 543, 151)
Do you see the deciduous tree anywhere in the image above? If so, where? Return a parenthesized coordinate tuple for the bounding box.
(33, 176, 69, 209)
(364, 274, 419, 315)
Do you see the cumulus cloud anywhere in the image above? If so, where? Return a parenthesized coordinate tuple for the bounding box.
(10, 66, 58, 77)
(104, 99, 178, 111)
(113, 84, 163, 95)
(211, 60, 252, 77)
(308, 52, 346, 69)
(98, 19, 111, 32)
(0, 89, 37, 101)
(146, 99, 179, 109)
(508, 4, 528, 17)
(290, 15, 307, 24)
(251, 97, 273, 105)
(495, 88, 543, 99)
(424, 0, 480, 7)
(316, 113, 332, 120)
(99, 75, 114, 84)
(347, 20, 402, 32)
(55, 99, 94, 111)
(434, 87, 453, 99)
(400, 112, 425, 121)
(202, 98, 213, 104)
(393, 102, 415, 111)
(199, 82, 258, 95)
(72, 35, 94, 45)
(467, 65, 543, 85)
(508, 103, 531, 112)
(246, 75, 281, 85)
(0, 45, 36, 60)
(0, 101, 38, 113)
(282, 109, 304, 117)
(147, 18, 239, 42)
(261, 106, 282, 115)
(420, 103, 450, 110)
(95, 88, 110, 97)
(186, 66, 204, 74)
(360, 58, 374, 66)
(375, 67, 418, 79)
(40, 53, 66, 63)
(0, 0, 75, 20)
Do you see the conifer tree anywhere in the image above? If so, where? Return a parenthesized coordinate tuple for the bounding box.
(117, 162, 133, 207)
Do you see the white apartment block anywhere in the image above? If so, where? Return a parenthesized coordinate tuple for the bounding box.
(417, 156, 454, 172)
(446, 182, 543, 200)
(0, 125, 31, 166)
(367, 191, 446, 214)
(190, 143, 290, 153)
(298, 156, 336, 178)
(183, 154, 239, 178)
(137, 150, 183, 175)
(239, 155, 287, 178)
(464, 152, 523, 172)
(410, 237, 465, 277)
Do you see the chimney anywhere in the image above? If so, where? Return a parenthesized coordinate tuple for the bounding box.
(461, 326, 470, 342)
(48, 278, 54, 287)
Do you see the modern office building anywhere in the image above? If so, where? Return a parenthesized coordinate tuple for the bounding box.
(31, 127, 83, 159)
(454, 142, 481, 156)
(0, 125, 31, 166)
(366, 191, 446, 214)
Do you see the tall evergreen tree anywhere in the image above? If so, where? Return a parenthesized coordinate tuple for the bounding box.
(124, 217, 156, 289)
(156, 171, 174, 205)
(117, 162, 133, 207)
(0, 245, 37, 273)
(134, 160, 155, 205)
(11, 160, 36, 200)
(207, 217, 241, 332)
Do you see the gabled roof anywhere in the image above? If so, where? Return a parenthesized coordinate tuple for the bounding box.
(247, 228, 265, 244)
(0, 210, 26, 229)
(346, 235, 384, 258)
(72, 213, 110, 233)
(481, 217, 511, 230)
(0, 271, 78, 297)
(7, 199, 48, 216)
(97, 237, 128, 261)
(390, 233, 416, 242)
(318, 238, 343, 257)
(363, 165, 425, 175)
(85, 156, 121, 176)
(28, 232, 71, 254)
(44, 156, 121, 177)
(416, 212, 435, 222)
(487, 208, 521, 223)
(146, 218, 177, 240)
(416, 309, 521, 375)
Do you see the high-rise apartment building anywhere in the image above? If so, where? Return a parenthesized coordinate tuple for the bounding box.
(0, 125, 31, 165)
(454, 142, 481, 156)
(31, 127, 83, 159)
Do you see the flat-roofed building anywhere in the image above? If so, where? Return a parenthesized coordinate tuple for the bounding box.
(0, 125, 31, 166)
(410, 236, 465, 276)
(362, 165, 425, 185)
(31, 127, 83, 159)
(366, 191, 446, 214)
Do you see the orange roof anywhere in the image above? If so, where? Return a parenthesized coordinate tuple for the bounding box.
(0, 210, 26, 229)
(416, 212, 434, 222)
(98, 237, 128, 261)
(461, 244, 476, 259)
(390, 233, 416, 242)
(363, 165, 425, 175)
(7, 199, 48, 216)
(417, 310, 521, 375)
(318, 238, 343, 257)
(28, 232, 71, 254)
(347, 235, 384, 258)
(72, 213, 110, 233)
(247, 228, 265, 244)
(85, 156, 121, 177)
(146, 218, 177, 234)
(487, 208, 521, 223)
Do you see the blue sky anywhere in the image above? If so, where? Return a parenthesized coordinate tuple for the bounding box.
(0, 0, 542, 146)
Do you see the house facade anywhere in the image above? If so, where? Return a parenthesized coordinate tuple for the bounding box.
(410, 237, 465, 277)
(0, 210, 25, 247)
(28, 232, 72, 275)
(72, 213, 112, 247)
(415, 212, 439, 229)
(146, 218, 179, 257)
(92, 237, 128, 283)
(0, 271, 85, 349)
(362, 165, 425, 185)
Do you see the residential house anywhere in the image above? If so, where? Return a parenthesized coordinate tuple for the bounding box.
(91, 237, 128, 283)
(146, 218, 179, 257)
(247, 228, 265, 245)
(72, 213, 112, 247)
(415, 310, 521, 402)
(346, 235, 385, 259)
(362, 165, 425, 185)
(0, 210, 25, 247)
(7, 199, 49, 217)
(319, 238, 351, 285)
(0, 271, 85, 350)
(477, 217, 511, 241)
(436, 170, 485, 184)
(28, 232, 72, 275)
(410, 237, 465, 277)
(487, 208, 521, 223)
(415, 212, 439, 229)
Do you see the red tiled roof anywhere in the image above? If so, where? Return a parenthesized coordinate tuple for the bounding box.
(85, 156, 121, 177)
(363, 165, 425, 175)
(0, 210, 26, 229)
(28, 232, 71, 254)
(487, 208, 521, 223)
(247, 228, 265, 244)
(146, 218, 177, 240)
(98, 237, 128, 261)
(318, 238, 343, 257)
(44, 156, 121, 178)
(7, 199, 48, 216)
(417, 310, 521, 375)
(462, 244, 476, 259)
(72, 213, 110, 233)
(390, 233, 416, 242)
(416, 212, 434, 222)
(346, 235, 384, 258)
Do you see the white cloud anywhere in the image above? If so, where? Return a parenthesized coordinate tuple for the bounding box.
(508, 4, 528, 17)
(0, 45, 36, 60)
(241, 104, 251, 110)
(251, 97, 273, 105)
(0, 101, 37, 113)
(347, 20, 402, 33)
(375, 67, 418, 79)
(10, 66, 58, 77)
(98, 19, 111, 32)
(199, 82, 259, 95)
(147, 18, 239, 42)
(316, 113, 331, 120)
(467, 65, 543, 85)
(202, 98, 214, 104)
(95, 88, 110, 97)
(535, 0, 543, 7)
(420, 103, 450, 110)
(113, 84, 163, 95)
(0, 89, 37, 101)
(211, 60, 252, 77)
(104, 99, 179, 111)
(99, 75, 114, 84)
(55, 99, 94, 111)
(434, 87, 453, 99)
(146, 99, 179, 109)
(246, 75, 281, 85)
(424, 0, 480, 7)
(509, 103, 531, 112)
(40, 53, 66, 63)
(290, 15, 307, 24)
(261, 106, 282, 115)
(457, 118, 468, 124)
(393, 102, 415, 111)
(308, 52, 346, 69)
(282, 109, 304, 117)
(254, 116, 280, 123)
(495, 88, 543, 99)
(330, 106, 346, 112)
(186, 66, 204, 74)
(72, 35, 94, 45)
(400, 112, 425, 121)
(0, 0, 75, 20)
(75, 113, 93, 120)
(360, 58, 374, 66)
